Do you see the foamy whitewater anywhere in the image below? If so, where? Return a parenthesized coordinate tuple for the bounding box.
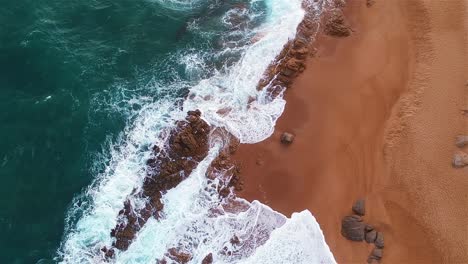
(57, 0, 337, 263)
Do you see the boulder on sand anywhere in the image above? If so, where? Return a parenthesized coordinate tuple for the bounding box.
(452, 151, 468, 168)
(371, 247, 383, 259)
(341, 215, 365, 241)
(367, 248, 383, 263)
(455, 135, 468, 148)
(352, 199, 366, 216)
(281, 132, 295, 144)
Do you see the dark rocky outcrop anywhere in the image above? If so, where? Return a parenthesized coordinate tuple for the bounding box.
(255, 3, 323, 97)
(341, 215, 365, 241)
(352, 199, 366, 216)
(107, 110, 210, 252)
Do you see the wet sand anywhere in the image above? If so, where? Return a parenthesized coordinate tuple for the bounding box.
(235, 0, 468, 263)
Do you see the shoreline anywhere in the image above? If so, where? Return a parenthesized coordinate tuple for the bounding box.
(235, 0, 468, 263)
(97, 0, 336, 261)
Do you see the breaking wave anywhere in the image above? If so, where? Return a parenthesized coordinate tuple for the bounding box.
(57, 0, 336, 263)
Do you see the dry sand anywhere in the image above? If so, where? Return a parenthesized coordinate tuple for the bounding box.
(234, 0, 468, 263)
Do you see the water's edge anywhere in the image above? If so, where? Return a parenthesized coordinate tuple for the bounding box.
(57, 1, 339, 263)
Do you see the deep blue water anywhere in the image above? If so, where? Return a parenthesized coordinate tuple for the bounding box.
(0, 0, 263, 262)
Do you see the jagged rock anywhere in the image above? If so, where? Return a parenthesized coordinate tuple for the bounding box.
(455, 135, 468, 148)
(201, 253, 213, 264)
(365, 224, 374, 232)
(365, 230, 377, 243)
(109, 110, 210, 251)
(453, 151, 468, 168)
(341, 215, 365, 241)
(281, 132, 295, 144)
(324, 11, 351, 37)
(352, 199, 365, 216)
(375, 232, 384, 248)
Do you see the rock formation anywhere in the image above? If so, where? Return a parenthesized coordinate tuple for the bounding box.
(342, 199, 386, 263)
(104, 110, 210, 254)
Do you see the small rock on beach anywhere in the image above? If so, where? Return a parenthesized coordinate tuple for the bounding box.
(455, 135, 468, 148)
(280, 132, 295, 144)
(452, 151, 468, 168)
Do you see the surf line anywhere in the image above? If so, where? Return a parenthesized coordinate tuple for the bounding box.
(101, 0, 343, 261)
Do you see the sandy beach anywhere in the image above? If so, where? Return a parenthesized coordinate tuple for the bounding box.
(235, 0, 468, 263)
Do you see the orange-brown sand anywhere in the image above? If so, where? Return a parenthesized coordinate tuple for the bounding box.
(234, 0, 468, 263)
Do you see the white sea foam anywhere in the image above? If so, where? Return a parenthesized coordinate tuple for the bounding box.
(149, 0, 204, 11)
(58, 100, 182, 263)
(58, 0, 336, 263)
(182, 0, 305, 143)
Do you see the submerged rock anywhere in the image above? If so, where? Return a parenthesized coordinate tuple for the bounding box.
(201, 253, 213, 264)
(167, 248, 192, 264)
(352, 199, 366, 216)
(341, 215, 365, 241)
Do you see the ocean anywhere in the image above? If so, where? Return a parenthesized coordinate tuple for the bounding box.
(0, 0, 335, 263)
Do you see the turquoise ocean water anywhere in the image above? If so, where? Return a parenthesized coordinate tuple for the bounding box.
(0, 1, 266, 262)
